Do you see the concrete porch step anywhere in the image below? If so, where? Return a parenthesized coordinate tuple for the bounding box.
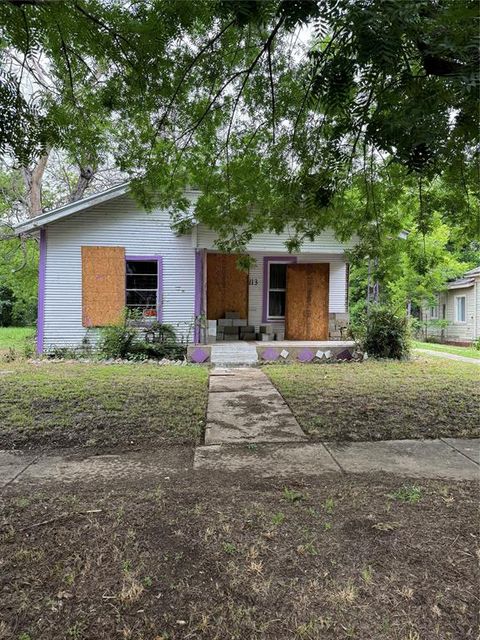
(211, 343, 259, 365)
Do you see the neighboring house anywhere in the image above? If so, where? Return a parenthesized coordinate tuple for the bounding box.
(422, 266, 480, 344)
(14, 183, 357, 354)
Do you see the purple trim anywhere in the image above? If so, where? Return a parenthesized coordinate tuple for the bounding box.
(191, 347, 209, 363)
(125, 255, 163, 322)
(261, 347, 280, 361)
(194, 250, 203, 344)
(262, 256, 297, 323)
(298, 348, 314, 363)
(36, 228, 47, 354)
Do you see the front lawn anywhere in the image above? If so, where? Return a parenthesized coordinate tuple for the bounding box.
(1, 472, 477, 639)
(265, 357, 480, 441)
(413, 340, 480, 359)
(0, 361, 208, 451)
(0, 326, 35, 353)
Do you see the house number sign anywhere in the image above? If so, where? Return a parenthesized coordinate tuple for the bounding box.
(249, 277, 259, 286)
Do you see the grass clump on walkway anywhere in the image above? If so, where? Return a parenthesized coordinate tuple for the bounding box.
(265, 357, 480, 441)
(0, 361, 208, 451)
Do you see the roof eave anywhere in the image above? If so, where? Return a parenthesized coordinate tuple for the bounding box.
(14, 182, 130, 235)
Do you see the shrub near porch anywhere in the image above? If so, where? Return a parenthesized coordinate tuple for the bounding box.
(0, 362, 208, 451)
(265, 358, 480, 441)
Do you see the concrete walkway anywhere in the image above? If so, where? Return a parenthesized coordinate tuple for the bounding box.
(205, 368, 307, 444)
(0, 447, 192, 489)
(195, 438, 479, 480)
(414, 348, 480, 364)
(2, 435, 477, 488)
(194, 367, 479, 480)
(1, 367, 478, 486)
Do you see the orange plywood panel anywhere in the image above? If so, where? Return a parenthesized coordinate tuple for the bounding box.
(207, 253, 248, 320)
(82, 246, 125, 327)
(285, 263, 329, 340)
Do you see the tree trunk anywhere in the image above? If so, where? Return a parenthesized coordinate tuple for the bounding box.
(69, 165, 95, 202)
(21, 152, 50, 217)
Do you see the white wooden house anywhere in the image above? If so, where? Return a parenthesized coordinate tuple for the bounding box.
(15, 183, 358, 363)
(422, 266, 480, 345)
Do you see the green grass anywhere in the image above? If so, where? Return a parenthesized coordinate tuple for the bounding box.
(265, 357, 480, 441)
(0, 326, 35, 352)
(413, 340, 480, 359)
(0, 361, 208, 450)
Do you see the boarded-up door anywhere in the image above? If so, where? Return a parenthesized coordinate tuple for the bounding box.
(285, 263, 329, 340)
(206, 253, 248, 320)
(82, 246, 125, 327)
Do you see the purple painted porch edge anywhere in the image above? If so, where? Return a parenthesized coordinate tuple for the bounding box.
(261, 256, 297, 323)
(36, 228, 47, 354)
(125, 255, 163, 323)
(194, 250, 203, 344)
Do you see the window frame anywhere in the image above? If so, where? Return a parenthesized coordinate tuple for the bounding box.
(125, 255, 163, 321)
(262, 256, 297, 323)
(430, 304, 439, 320)
(454, 294, 466, 324)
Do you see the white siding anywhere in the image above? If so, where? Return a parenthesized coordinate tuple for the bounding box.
(196, 225, 356, 253)
(426, 283, 478, 342)
(43, 194, 196, 349)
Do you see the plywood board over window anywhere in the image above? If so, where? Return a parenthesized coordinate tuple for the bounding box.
(285, 263, 329, 340)
(207, 253, 248, 320)
(82, 246, 125, 327)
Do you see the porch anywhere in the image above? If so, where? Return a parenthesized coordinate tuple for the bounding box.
(187, 340, 356, 365)
(193, 250, 350, 345)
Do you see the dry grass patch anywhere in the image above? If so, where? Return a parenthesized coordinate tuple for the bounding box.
(1, 472, 477, 639)
(265, 357, 480, 441)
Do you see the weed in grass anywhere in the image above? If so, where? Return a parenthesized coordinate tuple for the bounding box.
(296, 620, 317, 636)
(64, 573, 75, 586)
(306, 506, 319, 519)
(143, 576, 153, 588)
(361, 565, 374, 584)
(372, 521, 399, 532)
(122, 560, 132, 574)
(223, 542, 237, 555)
(323, 522, 332, 531)
(246, 443, 258, 451)
(390, 485, 422, 504)
(399, 586, 414, 600)
(17, 634, 31, 640)
(14, 547, 44, 563)
(14, 497, 30, 508)
(324, 497, 335, 514)
(248, 560, 264, 575)
(271, 512, 285, 525)
(66, 622, 85, 639)
(331, 581, 357, 604)
(297, 541, 318, 556)
(120, 577, 144, 602)
(283, 487, 307, 503)
(438, 486, 455, 504)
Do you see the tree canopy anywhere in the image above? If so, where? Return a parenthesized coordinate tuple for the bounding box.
(0, 0, 478, 247)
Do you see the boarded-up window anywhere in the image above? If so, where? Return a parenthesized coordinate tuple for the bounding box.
(206, 253, 248, 320)
(82, 246, 125, 327)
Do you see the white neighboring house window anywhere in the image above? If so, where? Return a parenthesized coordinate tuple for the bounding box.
(430, 305, 438, 319)
(455, 295, 466, 323)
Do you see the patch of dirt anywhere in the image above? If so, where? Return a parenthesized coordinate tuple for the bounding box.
(0, 471, 477, 639)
